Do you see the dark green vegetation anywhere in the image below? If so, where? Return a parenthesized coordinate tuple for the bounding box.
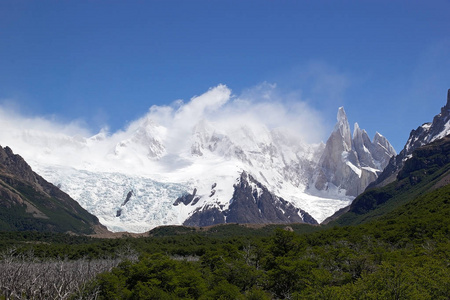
(0, 146, 103, 234)
(1, 137, 450, 299)
(77, 183, 447, 299)
(2, 181, 449, 299)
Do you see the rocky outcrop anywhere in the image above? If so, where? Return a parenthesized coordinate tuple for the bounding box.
(370, 89, 450, 188)
(116, 190, 135, 217)
(313, 107, 396, 196)
(173, 188, 200, 206)
(183, 172, 318, 227)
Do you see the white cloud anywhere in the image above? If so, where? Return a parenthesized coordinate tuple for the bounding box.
(0, 83, 327, 173)
(218, 82, 327, 143)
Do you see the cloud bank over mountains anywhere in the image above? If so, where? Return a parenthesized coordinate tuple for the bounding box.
(0, 84, 327, 174)
(1, 83, 397, 231)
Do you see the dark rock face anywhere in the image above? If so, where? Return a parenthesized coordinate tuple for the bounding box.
(0, 146, 38, 184)
(183, 172, 318, 227)
(345, 135, 450, 220)
(397, 135, 450, 181)
(122, 190, 134, 206)
(183, 206, 225, 227)
(370, 89, 450, 188)
(116, 190, 134, 217)
(0, 145, 105, 234)
(173, 188, 200, 206)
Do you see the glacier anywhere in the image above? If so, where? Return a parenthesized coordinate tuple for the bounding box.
(0, 85, 396, 232)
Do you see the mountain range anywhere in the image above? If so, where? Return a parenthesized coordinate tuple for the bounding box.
(324, 89, 450, 223)
(1, 87, 449, 233)
(0, 86, 397, 232)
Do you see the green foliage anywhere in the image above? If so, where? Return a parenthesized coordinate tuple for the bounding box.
(91, 254, 207, 299)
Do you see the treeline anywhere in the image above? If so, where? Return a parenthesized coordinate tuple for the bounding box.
(83, 229, 448, 299)
(1, 183, 448, 299)
(80, 185, 449, 299)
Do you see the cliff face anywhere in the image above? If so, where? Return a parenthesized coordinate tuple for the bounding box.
(0, 145, 106, 234)
(313, 108, 396, 197)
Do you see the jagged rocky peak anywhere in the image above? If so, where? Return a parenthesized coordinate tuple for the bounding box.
(371, 89, 450, 188)
(372, 132, 396, 168)
(318, 108, 354, 176)
(403, 89, 450, 156)
(183, 171, 318, 227)
(336, 107, 352, 150)
(0, 145, 39, 184)
(313, 107, 396, 197)
(352, 123, 375, 168)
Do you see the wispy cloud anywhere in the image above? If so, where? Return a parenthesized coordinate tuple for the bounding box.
(275, 61, 352, 110)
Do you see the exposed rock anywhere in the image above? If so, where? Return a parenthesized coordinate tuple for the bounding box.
(370, 89, 450, 188)
(183, 205, 226, 227)
(183, 172, 318, 227)
(122, 190, 134, 206)
(313, 107, 396, 196)
(372, 132, 396, 168)
(0, 145, 106, 234)
(173, 189, 200, 206)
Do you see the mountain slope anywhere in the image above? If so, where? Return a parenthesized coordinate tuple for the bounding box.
(329, 135, 450, 226)
(0, 145, 106, 234)
(323, 89, 450, 224)
(370, 89, 450, 188)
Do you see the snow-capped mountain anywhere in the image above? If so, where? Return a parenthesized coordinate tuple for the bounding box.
(183, 171, 318, 227)
(0, 85, 395, 232)
(313, 107, 396, 197)
(403, 89, 450, 154)
(372, 89, 450, 187)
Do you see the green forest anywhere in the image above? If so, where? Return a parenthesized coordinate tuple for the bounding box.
(1, 181, 449, 299)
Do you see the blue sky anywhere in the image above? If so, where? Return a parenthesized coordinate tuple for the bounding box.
(1, 0, 449, 151)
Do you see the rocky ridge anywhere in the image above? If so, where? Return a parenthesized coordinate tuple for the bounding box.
(183, 172, 318, 227)
(0, 145, 106, 234)
(370, 89, 450, 188)
(313, 107, 396, 197)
